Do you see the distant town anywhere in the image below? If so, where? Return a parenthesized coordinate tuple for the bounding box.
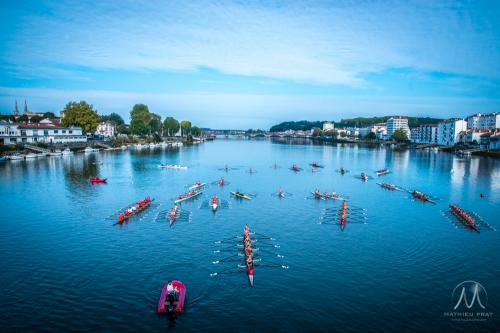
(0, 99, 499, 159)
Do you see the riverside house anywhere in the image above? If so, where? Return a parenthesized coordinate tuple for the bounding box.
(0, 118, 86, 145)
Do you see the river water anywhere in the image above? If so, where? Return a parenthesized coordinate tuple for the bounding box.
(1, 138, 499, 332)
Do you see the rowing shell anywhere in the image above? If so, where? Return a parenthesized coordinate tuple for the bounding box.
(231, 192, 252, 200)
(210, 227, 288, 287)
(174, 190, 203, 204)
(188, 182, 206, 191)
(310, 192, 347, 201)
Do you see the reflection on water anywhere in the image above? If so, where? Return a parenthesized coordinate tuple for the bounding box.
(0, 139, 499, 332)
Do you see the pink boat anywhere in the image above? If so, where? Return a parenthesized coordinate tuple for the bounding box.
(157, 280, 186, 315)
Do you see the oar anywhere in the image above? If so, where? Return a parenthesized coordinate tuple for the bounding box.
(213, 254, 244, 264)
(210, 266, 245, 276)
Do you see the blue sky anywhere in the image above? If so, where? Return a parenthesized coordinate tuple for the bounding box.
(1, 0, 499, 129)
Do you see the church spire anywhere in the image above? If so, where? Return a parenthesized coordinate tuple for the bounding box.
(13, 100, 19, 116)
(24, 100, 29, 115)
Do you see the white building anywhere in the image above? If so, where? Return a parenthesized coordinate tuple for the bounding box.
(465, 114, 481, 130)
(489, 133, 500, 150)
(437, 119, 466, 146)
(322, 121, 335, 132)
(95, 122, 115, 138)
(466, 130, 490, 145)
(478, 113, 500, 130)
(0, 120, 19, 145)
(0, 120, 86, 145)
(466, 113, 500, 131)
(386, 116, 410, 139)
(371, 123, 387, 140)
(411, 124, 438, 144)
(410, 128, 419, 143)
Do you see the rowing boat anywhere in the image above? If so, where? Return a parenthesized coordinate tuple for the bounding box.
(188, 181, 206, 191)
(168, 204, 179, 225)
(174, 190, 203, 204)
(311, 191, 347, 201)
(243, 226, 255, 286)
(360, 172, 368, 181)
(117, 197, 153, 223)
(376, 168, 390, 176)
(290, 164, 302, 172)
(377, 182, 400, 190)
(449, 204, 479, 232)
(310, 162, 323, 168)
(320, 200, 367, 230)
(231, 191, 252, 200)
(211, 195, 219, 211)
(210, 226, 288, 287)
(411, 190, 436, 204)
(160, 164, 188, 170)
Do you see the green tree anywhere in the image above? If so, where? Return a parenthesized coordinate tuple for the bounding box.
(30, 115, 43, 123)
(100, 112, 124, 125)
(312, 128, 323, 137)
(43, 112, 55, 118)
(191, 126, 202, 136)
(339, 132, 347, 138)
(148, 113, 162, 135)
(17, 115, 29, 122)
(392, 129, 409, 142)
(130, 104, 151, 136)
(61, 101, 100, 133)
(180, 120, 192, 137)
(163, 117, 180, 136)
(365, 132, 377, 140)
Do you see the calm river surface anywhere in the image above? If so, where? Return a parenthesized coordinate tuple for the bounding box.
(1, 138, 499, 332)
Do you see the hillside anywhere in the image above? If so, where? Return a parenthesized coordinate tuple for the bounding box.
(269, 117, 443, 132)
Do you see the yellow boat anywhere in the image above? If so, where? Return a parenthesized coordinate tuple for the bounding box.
(231, 191, 252, 200)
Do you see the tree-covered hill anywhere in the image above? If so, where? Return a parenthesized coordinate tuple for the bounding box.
(269, 117, 443, 132)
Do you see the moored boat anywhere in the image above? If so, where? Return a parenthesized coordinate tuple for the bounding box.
(158, 280, 186, 315)
(84, 147, 98, 153)
(49, 150, 62, 156)
(25, 153, 38, 159)
(8, 154, 25, 160)
(62, 148, 73, 155)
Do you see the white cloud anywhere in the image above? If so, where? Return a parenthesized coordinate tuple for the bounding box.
(2, 1, 499, 84)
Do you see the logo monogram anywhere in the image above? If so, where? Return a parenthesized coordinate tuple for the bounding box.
(452, 281, 487, 310)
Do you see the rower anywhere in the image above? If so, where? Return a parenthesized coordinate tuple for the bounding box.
(166, 281, 179, 309)
(117, 214, 124, 223)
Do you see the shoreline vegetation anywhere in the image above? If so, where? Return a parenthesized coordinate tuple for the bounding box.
(0, 101, 206, 157)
